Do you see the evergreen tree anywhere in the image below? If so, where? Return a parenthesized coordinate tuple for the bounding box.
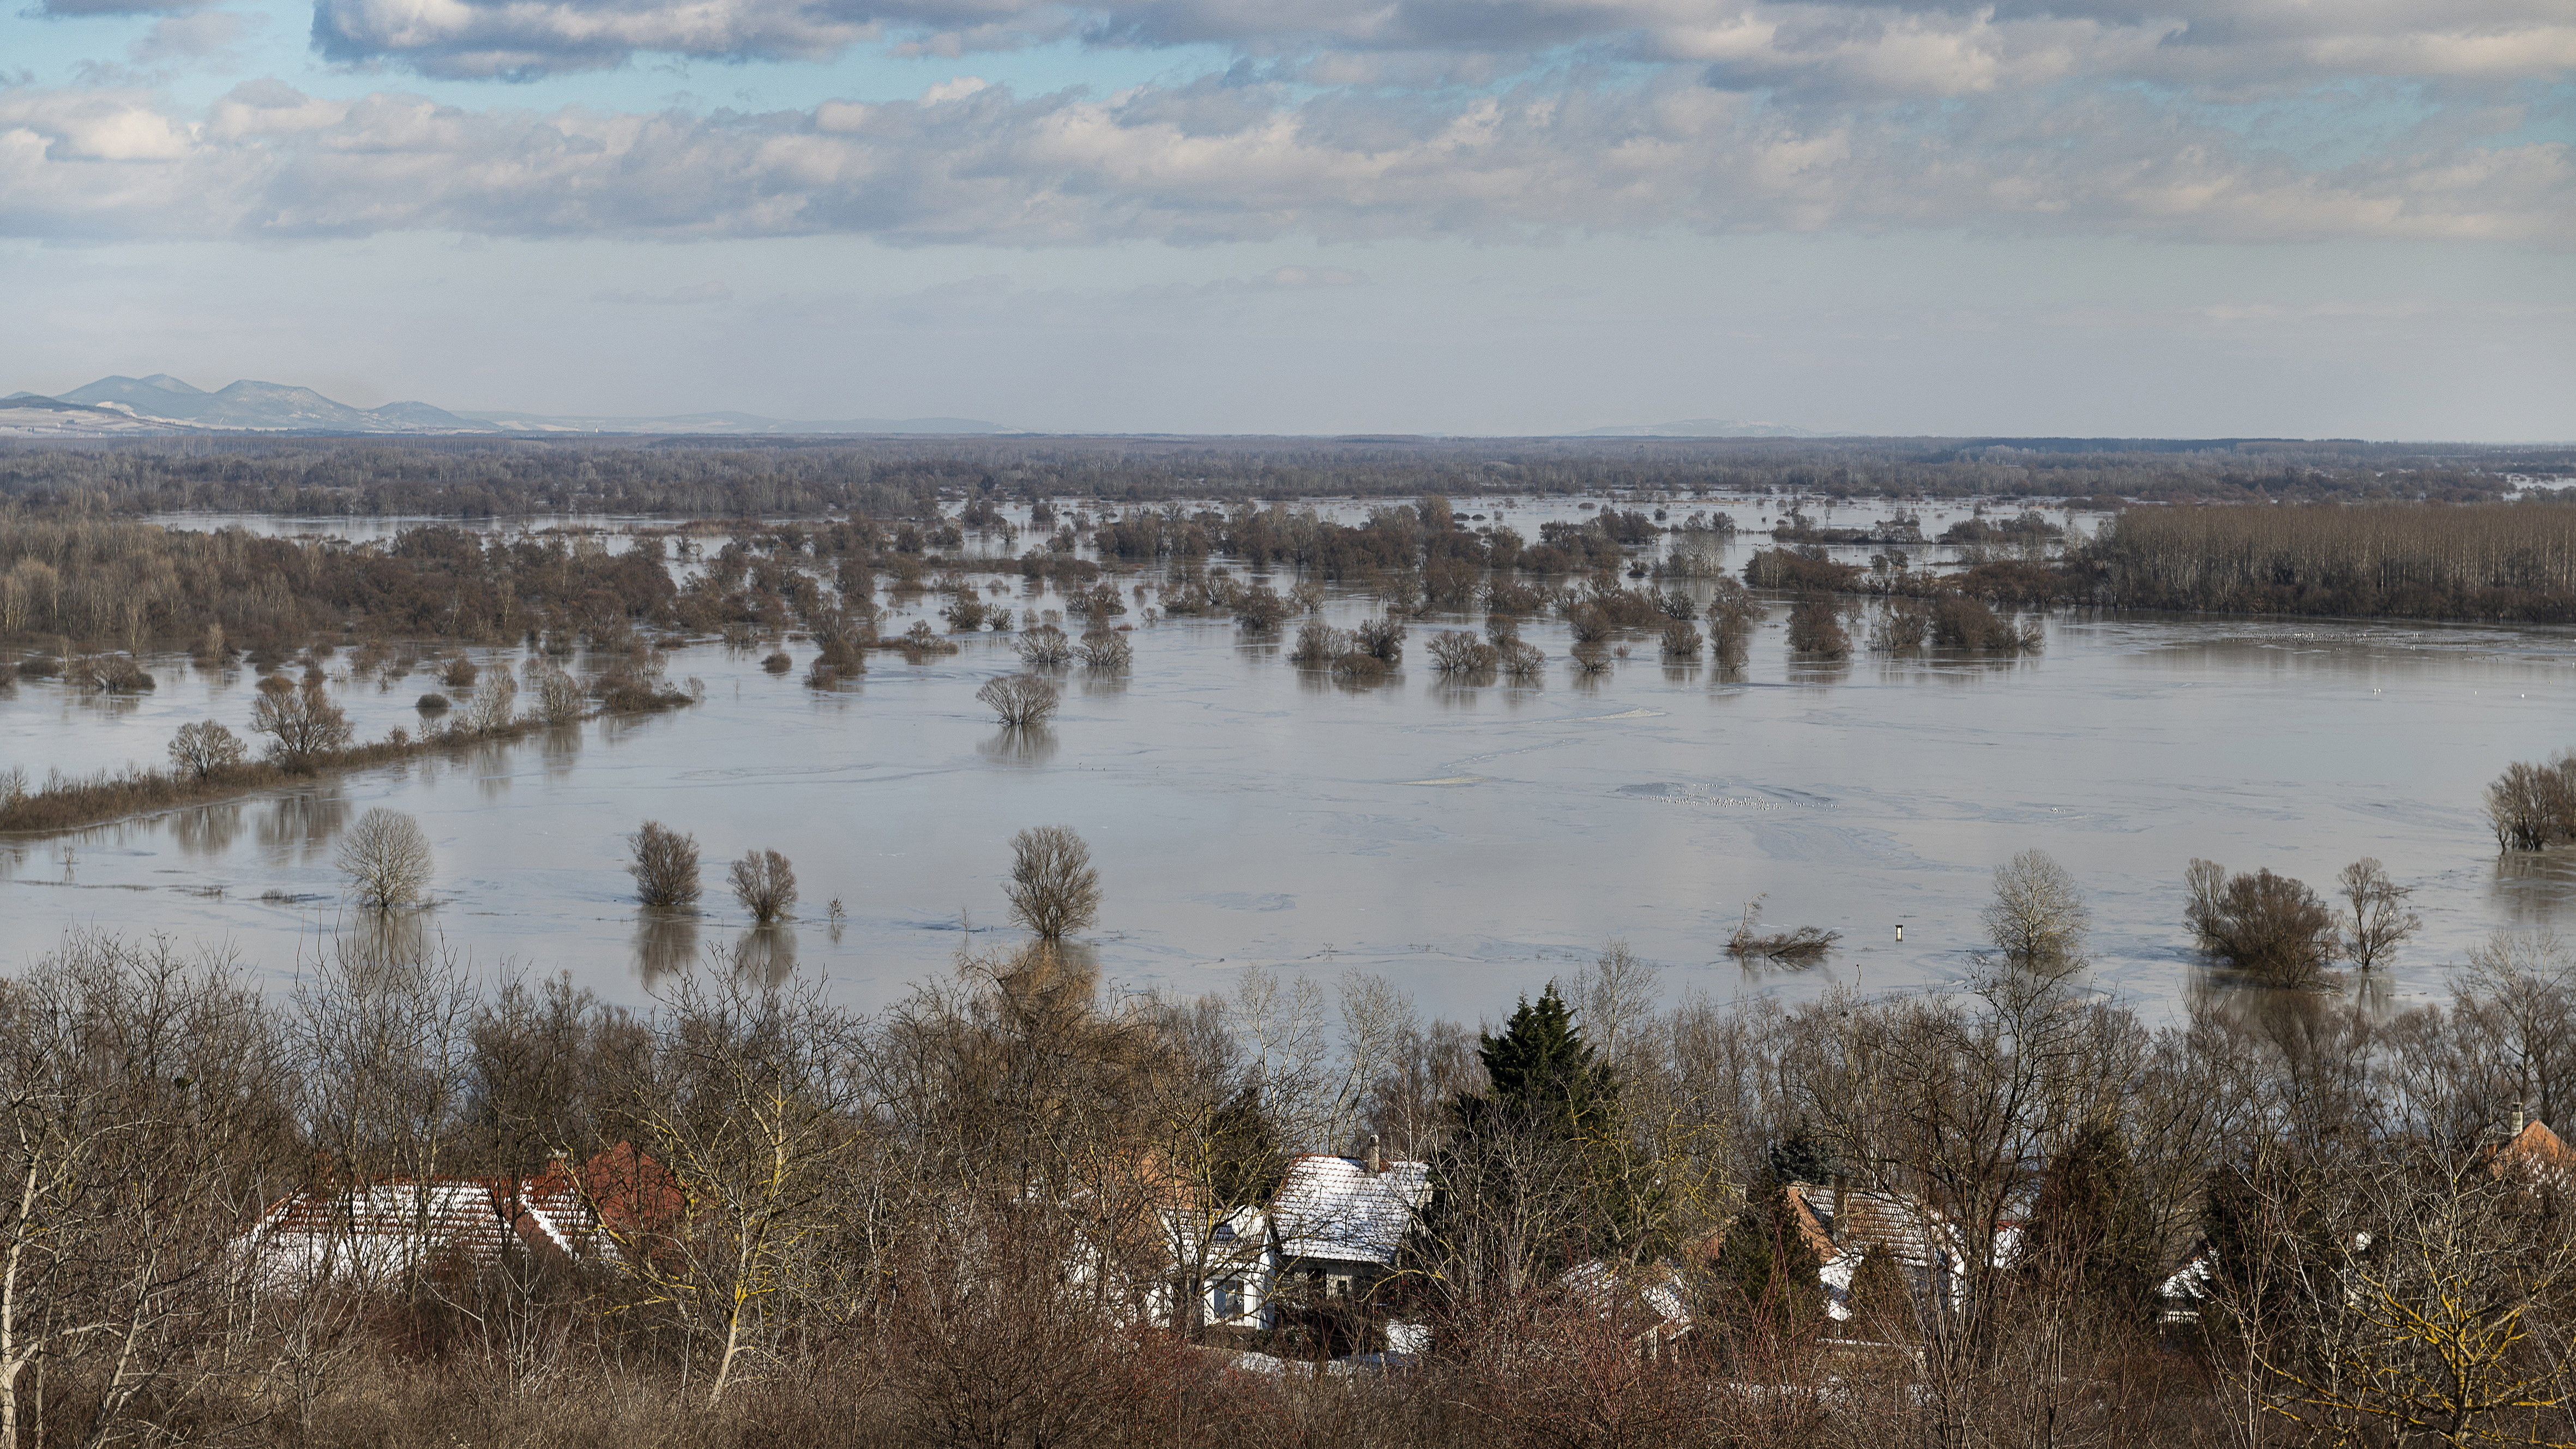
(1206, 1084, 1283, 1209)
(2025, 1118, 2160, 1326)
(1713, 1182, 1825, 1334)
(1847, 1241, 1916, 1340)
(1479, 985, 1612, 1131)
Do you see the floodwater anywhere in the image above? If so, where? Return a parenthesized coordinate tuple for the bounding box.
(6, 500, 2574, 1028)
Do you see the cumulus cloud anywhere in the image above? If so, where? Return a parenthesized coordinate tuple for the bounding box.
(0, 75, 2564, 249)
(130, 9, 253, 62)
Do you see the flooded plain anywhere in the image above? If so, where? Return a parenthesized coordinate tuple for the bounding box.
(6, 502, 2574, 1026)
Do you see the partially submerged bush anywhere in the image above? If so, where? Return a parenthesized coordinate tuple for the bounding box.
(1569, 641, 1612, 675)
(1353, 618, 1406, 664)
(762, 651, 793, 674)
(416, 692, 450, 713)
(2184, 859, 2338, 987)
(730, 849, 798, 923)
(1075, 630, 1132, 671)
(629, 820, 702, 909)
(1498, 639, 1546, 679)
(978, 673, 1061, 727)
(1234, 586, 1292, 631)
(1427, 631, 1498, 674)
(1659, 622, 1703, 658)
(72, 654, 155, 692)
(1933, 596, 2041, 652)
(1786, 598, 1850, 658)
(440, 656, 480, 688)
(902, 621, 961, 657)
(1017, 624, 1075, 667)
(1290, 623, 1351, 666)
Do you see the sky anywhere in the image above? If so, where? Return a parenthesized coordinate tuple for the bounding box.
(3, 0, 2571, 436)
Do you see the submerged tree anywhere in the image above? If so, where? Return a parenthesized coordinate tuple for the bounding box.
(729, 849, 798, 923)
(629, 820, 702, 909)
(335, 808, 434, 911)
(1006, 825, 1099, 941)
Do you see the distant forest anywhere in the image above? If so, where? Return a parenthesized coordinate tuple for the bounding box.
(1, 433, 2568, 516)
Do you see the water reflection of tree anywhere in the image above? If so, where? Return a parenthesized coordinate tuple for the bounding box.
(978, 726, 1058, 769)
(540, 723, 582, 780)
(258, 786, 349, 865)
(171, 802, 244, 857)
(635, 911, 701, 986)
(2491, 849, 2576, 927)
(730, 923, 797, 986)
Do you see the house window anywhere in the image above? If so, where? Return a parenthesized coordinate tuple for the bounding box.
(1213, 1222, 1236, 1242)
(1214, 1278, 1242, 1319)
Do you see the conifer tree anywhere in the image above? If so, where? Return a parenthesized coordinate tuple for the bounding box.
(2026, 1118, 2160, 1326)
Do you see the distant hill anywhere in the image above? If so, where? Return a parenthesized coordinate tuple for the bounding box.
(1576, 419, 1827, 438)
(9, 375, 1016, 437)
(57, 375, 493, 434)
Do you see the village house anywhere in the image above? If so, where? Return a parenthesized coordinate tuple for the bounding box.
(238, 1143, 677, 1288)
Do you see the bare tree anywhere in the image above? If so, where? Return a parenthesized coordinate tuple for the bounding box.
(978, 673, 1061, 727)
(166, 719, 247, 779)
(1006, 825, 1099, 941)
(249, 675, 353, 769)
(334, 807, 434, 911)
(2337, 856, 2422, 972)
(2185, 858, 2339, 988)
(588, 969, 860, 1406)
(1984, 848, 2090, 976)
(729, 849, 798, 923)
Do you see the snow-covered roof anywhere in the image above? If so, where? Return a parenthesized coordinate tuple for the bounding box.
(1272, 1154, 1430, 1267)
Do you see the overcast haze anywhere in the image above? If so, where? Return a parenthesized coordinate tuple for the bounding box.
(5, 0, 2571, 436)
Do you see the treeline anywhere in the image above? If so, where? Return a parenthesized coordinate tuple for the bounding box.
(4, 433, 2566, 517)
(7, 841, 2576, 1449)
(1753, 501, 2576, 624)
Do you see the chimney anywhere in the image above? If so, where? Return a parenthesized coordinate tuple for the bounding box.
(1831, 1169, 1850, 1235)
(2516, 1101, 2529, 1137)
(1367, 1133, 1385, 1175)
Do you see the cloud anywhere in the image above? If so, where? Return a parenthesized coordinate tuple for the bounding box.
(129, 10, 252, 63)
(34, 0, 212, 15)
(592, 280, 736, 302)
(290, 0, 2576, 98)
(0, 76, 2565, 248)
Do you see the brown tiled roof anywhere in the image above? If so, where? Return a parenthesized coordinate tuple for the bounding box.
(246, 1146, 672, 1283)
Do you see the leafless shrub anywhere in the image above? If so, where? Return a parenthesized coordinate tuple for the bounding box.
(629, 821, 702, 909)
(1075, 630, 1131, 671)
(1932, 595, 2042, 652)
(1016, 624, 1075, 667)
(1569, 641, 1611, 675)
(335, 807, 435, 910)
(524, 660, 585, 724)
(440, 656, 480, 688)
(942, 594, 989, 631)
(1234, 586, 1292, 630)
(1353, 617, 1406, 663)
(72, 653, 155, 692)
(460, 670, 518, 735)
(1498, 638, 1546, 679)
(1786, 597, 1850, 657)
(167, 720, 248, 779)
(729, 849, 798, 922)
(1566, 603, 1612, 644)
(1007, 825, 1100, 940)
(1875, 599, 1931, 653)
(416, 692, 449, 713)
(978, 673, 1061, 727)
(1727, 898, 1839, 963)
(1332, 651, 1392, 682)
(1428, 630, 1498, 673)
(1290, 623, 1351, 666)
(2184, 858, 2338, 987)
(1659, 621, 1703, 658)
(761, 651, 792, 674)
